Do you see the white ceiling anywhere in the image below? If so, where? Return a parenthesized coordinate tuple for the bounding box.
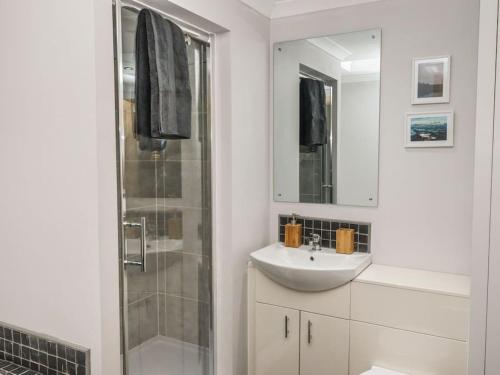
(241, 0, 385, 19)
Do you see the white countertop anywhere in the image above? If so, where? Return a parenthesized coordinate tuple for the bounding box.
(354, 264, 470, 298)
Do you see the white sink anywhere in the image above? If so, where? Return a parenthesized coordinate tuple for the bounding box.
(250, 243, 372, 292)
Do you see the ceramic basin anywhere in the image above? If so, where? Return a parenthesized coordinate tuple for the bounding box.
(250, 242, 372, 291)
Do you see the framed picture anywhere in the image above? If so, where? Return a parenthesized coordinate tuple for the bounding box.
(412, 56, 450, 104)
(405, 112, 454, 148)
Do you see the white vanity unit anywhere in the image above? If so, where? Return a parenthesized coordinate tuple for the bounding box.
(247, 245, 470, 375)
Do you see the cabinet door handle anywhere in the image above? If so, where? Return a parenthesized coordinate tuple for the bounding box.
(307, 320, 312, 344)
(285, 315, 290, 338)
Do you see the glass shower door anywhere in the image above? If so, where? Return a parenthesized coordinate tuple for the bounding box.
(114, 3, 213, 375)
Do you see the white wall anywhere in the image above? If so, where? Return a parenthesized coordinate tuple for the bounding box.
(274, 40, 341, 202)
(214, 9, 269, 375)
(468, 0, 498, 372)
(485, 69, 500, 374)
(270, 0, 479, 275)
(338, 79, 380, 205)
(0, 1, 109, 374)
(479, 0, 500, 372)
(0, 1, 270, 375)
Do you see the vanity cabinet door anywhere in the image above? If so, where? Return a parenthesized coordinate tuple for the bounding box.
(255, 302, 300, 375)
(300, 311, 349, 375)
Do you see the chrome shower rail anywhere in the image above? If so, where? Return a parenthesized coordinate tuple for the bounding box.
(117, 0, 211, 43)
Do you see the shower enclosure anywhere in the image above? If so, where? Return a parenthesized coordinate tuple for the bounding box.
(114, 1, 213, 375)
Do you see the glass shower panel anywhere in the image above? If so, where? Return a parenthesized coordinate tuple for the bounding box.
(117, 5, 212, 375)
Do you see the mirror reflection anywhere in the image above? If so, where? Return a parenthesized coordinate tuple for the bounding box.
(273, 29, 381, 206)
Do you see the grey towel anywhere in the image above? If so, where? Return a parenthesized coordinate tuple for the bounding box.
(300, 78, 327, 147)
(135, 9, 192, 150)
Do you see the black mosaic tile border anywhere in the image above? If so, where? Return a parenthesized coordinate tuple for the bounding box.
(279, 214, 371, 252)
(0, 359, 40, 375)
(0, 323, 89, 375)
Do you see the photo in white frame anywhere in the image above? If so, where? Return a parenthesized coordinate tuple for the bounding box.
(405, 112, 454, 148)
(412, 56, 450, 104)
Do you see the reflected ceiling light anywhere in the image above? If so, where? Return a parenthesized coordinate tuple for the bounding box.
(341, 58, 379, 73)
(341, 61, 352, 72)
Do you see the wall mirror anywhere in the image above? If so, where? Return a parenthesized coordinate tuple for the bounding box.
(273, 29, 381, 206)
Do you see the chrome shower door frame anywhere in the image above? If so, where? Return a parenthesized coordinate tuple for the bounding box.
(112, 1, 215, 374)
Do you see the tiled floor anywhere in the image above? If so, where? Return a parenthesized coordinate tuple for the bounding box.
(0, 360, 41, 375)
(127, 336, 210, 375)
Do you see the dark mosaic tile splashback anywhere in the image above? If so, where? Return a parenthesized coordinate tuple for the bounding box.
(0, 323, 89, 375)
(279, 214, 371, 252)
(0, 359, 40, 375)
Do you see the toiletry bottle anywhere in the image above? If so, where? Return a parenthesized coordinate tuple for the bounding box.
(284, 213, 302, 248)
(167, 210, 182, 240)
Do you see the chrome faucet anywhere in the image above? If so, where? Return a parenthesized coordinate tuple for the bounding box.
(309, 233, 322, 251)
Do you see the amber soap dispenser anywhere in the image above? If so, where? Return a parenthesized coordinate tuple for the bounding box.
(284, 213, 302, 248)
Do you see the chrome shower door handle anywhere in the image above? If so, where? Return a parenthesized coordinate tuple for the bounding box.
(123, 217, 147, 272)
(139, 216, 147, 272)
